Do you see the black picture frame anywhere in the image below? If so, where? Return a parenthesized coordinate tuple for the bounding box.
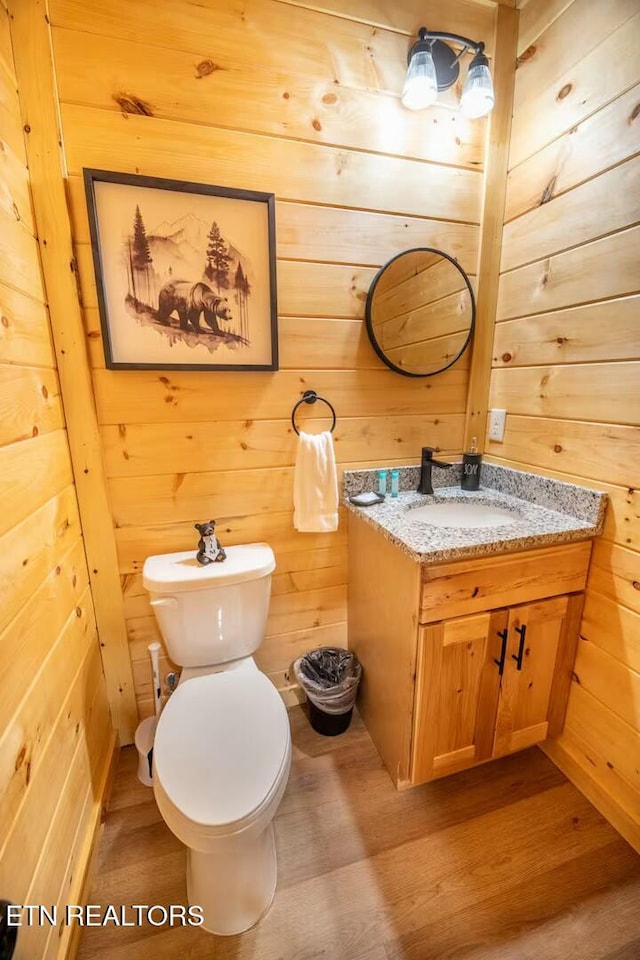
(83, 168, 279, 371)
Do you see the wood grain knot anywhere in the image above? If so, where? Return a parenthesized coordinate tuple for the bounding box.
(195, 59, 221, 78)
(501, 352, 512, 363)
(322, 93, 338, 105)
(113, 93, 154, 116)
(41, 384, 49, 398)
(15, 745, 27, 771)
(629, 102, 640, 124)
(517, 45, 536, 64)
(312, 118, 322, 131)
(632, 581, 640, 591)
(1, 314, 9, 327)
(553, 444, 563, 453)
(173, 473, 185, 493)
(556, 336, 568, 344)
(557, 83, 572, 101)
(540, 176, 557, 204)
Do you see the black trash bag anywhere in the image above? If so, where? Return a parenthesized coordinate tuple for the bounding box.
(293, 647, 362, 716)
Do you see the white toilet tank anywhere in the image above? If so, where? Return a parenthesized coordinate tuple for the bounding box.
(142, 543, 275, 668)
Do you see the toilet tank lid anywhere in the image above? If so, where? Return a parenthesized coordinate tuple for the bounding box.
(142, 543, 275, 593)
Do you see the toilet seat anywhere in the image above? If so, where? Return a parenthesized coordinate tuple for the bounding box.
(153, 670, 290, 833)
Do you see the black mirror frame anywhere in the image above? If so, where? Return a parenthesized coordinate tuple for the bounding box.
(365, 247, 476, 378)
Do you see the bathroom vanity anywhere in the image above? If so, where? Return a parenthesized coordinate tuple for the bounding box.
(345, 465, 606, 789)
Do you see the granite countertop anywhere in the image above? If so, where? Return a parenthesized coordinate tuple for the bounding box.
(343, 463, 607, 564)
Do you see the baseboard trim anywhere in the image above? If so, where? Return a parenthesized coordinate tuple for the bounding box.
(541, 740, 640, 854)
(62, 730, 120, 960)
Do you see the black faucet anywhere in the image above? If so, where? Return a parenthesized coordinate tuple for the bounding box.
(417, 446, 452, 495)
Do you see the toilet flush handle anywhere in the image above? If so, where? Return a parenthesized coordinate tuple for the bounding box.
(150, 597, 178, 609)
(149, 597, 180, 630)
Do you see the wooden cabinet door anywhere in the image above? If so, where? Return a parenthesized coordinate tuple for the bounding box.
(493, 596, 571, 757)
(411, 609, 508, 784)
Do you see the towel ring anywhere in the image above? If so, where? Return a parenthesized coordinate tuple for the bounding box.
(291, 390, 336, 436)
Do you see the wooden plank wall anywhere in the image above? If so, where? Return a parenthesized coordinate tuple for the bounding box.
(488, 0, 640, 849)
(0, 5, 115, 958)
(45, 0, 497, 717)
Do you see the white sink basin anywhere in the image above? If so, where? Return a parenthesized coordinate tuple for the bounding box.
(407, 501, 519, 529)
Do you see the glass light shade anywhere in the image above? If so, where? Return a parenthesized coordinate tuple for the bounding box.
(460, 60, 495, 118)
(401, 49, 438, 110)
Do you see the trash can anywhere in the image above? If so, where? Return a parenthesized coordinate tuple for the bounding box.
(0, 900, 17, 959)
(293, 647, 362, 736)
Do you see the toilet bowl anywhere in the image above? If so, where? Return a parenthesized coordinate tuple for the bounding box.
(143, 544, 291, 935)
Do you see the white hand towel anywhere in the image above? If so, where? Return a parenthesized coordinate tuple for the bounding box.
(293, 430, 339, 532)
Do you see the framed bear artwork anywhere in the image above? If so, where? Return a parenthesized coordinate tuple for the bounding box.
(83, 169, 278, 371)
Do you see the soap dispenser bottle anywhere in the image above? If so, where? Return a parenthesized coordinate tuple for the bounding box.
(461, 437, 482, 491)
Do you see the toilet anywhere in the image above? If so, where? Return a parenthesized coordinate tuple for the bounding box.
(142, 543, 291, 936)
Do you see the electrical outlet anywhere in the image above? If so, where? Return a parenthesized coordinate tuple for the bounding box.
(488, 409, 507, 442)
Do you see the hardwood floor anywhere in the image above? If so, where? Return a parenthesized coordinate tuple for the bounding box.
(78, 707, 640, 959)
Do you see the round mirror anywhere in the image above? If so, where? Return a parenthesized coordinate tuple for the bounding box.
(365, 248, 475, 377)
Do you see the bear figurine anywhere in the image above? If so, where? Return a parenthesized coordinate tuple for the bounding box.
(195, 520, 227, 565)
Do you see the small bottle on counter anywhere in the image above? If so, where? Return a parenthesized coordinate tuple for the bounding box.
(390, 469, 400, 498)
(378, 469, 388, 497)
(461, 437, 482, 491)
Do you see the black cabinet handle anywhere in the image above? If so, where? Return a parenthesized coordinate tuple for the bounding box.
(494, 628, 508, 676)
(512, 623, 526, 671)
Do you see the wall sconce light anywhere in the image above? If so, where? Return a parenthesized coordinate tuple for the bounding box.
(402, 27, 494, 118)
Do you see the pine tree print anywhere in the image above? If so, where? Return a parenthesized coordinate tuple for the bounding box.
(131, 205, 153, 306)
(233, 261, 252, 342)
(205, 221, 232, 294)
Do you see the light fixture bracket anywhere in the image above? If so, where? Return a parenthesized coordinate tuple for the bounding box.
(407, 27, 484, 92)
